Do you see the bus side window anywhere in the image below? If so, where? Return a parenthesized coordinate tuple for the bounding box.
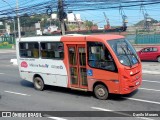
(19, 42, 39, 58)
(41, 51, 47, 57)
(40, 42, 64, 59)
(87, 42, 116, 72)
(33, 48, 39, 58)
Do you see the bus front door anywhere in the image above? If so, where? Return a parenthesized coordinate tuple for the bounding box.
(68, 45, 88, 89)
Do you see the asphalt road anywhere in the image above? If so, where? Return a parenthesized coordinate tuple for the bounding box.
(0, 52, 160, 120)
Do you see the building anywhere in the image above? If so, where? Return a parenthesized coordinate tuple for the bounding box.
(67, 13, 83, 24)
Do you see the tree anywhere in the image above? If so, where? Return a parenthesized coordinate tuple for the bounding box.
(68, 24, 77, 31)
(84, 20, 94, 30)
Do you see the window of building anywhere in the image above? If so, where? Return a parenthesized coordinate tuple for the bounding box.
(19, 42, 39, 58)
(87, 42, 117, 72)
(40, 42, 64, 59)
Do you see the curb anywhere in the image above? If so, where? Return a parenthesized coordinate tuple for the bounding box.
(0, 50, 16, 53)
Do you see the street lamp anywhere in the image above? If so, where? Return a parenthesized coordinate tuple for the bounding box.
(2, 0, 21, 40)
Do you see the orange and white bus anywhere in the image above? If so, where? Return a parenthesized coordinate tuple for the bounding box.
(16, 34, 142, 100)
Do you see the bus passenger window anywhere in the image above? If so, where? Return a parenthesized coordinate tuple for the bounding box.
(19, 42, 39, 58)
(33, 48, 39, 58)
(69, 47, 77, 65)
(40, 42, 64, 59)
(87, 42, 116, 72)
(79, 47, 86, 66)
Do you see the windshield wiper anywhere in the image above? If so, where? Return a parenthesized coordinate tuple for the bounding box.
(125, 45, 139, 64)
(120, 46, 132, 68)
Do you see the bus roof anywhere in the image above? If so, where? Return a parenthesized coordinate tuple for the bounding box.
(61, 34, 124, 42)
(17, 36, 62, 42)
(86, 34, 124, 41)
(17, 34, 124, 42)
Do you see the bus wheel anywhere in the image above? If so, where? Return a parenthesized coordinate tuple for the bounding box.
(94, 84, 108, 100)
(33, 77, 44, 91)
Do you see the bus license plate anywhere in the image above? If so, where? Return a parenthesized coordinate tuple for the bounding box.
(136, 81, 139, 86)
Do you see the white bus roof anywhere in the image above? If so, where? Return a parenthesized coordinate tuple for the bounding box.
(17, 36, 62, 42)
(17, 34, 86, 42)
(17, 34, 124, 42)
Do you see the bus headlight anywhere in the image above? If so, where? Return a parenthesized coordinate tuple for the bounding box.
(130, 71, 133, 75)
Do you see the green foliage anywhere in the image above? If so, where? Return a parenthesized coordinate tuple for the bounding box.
(68, 24, 77, 31)
(0, 42, 13, 49)
(84, 20, 94, 30)
(20, 14, 41, 27)
(2, 42, 9, 46)
(8, 13, 60, 31)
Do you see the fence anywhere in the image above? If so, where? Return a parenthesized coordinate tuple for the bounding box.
(135, 32, 160, 44)
(0, 36, 15, 44)
(0, 36, 15, 49)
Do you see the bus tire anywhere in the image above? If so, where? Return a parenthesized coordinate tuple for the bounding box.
(94, 84, 108, 100)
(33, 77, 44, 91)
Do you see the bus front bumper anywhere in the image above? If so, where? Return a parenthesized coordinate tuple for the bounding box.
(120, 78, 142, 94)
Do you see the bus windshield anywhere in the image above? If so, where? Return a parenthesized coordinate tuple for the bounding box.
(108, 39, 139, 67)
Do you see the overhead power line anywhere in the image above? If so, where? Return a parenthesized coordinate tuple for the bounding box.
(0, 0, 160, 19)
(67, 1, 160, 11)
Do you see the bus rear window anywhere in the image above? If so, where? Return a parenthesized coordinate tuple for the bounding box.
(19, 42, 39, 58)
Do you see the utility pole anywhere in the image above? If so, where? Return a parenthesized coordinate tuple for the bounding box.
(58, 0, 65, 35)
(16, 0, 21, 40)
(13, 18, 16, 37)
(2, 0, 21, 39)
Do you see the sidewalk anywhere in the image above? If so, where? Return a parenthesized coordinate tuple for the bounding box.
(0, 49, 16, 53)
(142, 62, 160, 75)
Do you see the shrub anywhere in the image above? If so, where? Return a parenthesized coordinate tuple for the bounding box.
(2, 42, 9, 46)
(0, 43, 3, 47)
